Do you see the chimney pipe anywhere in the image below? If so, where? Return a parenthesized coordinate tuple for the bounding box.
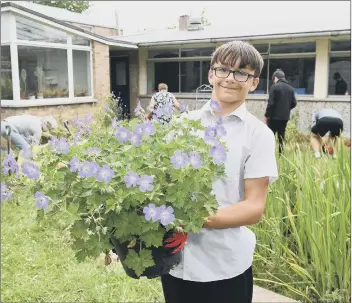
(179, 15, 190, 31)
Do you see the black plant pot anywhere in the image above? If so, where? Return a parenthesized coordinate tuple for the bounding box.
(109, 230, 181, 279)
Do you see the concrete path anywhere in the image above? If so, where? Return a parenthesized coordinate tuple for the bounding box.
(253, 285, 298, 302)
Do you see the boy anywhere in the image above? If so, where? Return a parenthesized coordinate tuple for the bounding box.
(310, 108, 344, 159)
(161, 41, 278, 303)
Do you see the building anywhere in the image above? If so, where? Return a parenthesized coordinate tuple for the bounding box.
(1, 2, 351, 135)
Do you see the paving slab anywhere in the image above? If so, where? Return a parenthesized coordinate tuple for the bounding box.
(253, 285, 298, 302)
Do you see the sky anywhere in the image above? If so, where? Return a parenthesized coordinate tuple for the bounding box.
(83, 1, 351, 35)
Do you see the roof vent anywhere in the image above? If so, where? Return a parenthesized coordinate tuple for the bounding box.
(187, 17, 204, 31)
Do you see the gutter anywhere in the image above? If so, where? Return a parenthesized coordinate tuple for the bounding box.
(137, 30, 350, 47)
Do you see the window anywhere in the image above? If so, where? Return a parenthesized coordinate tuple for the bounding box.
(18, 46, 68, 99)
(148, 44, 316, 95)
(73, 50, 91, 97)
(270, 42, 316, 54)
(154, 62, 179, 92)
(330, 40, 351, 52)
(181, 61, 200, 92)
(329, 39, 351, 96)
(328, 57, 350, 95)
(16, 15, 67, 44)
(149, 49, 179, 59)
(72, 35, 90, 46)
(252, 44, 269, 54)
(1, 46, 13, 99)
(269, 58, 315, 94)
(181, 48, 214, 57)
(250, 59, 268, 94)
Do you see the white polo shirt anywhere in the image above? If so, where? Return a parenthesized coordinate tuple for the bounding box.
(169, 100, 278, 282)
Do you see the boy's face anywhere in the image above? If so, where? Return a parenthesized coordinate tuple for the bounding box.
(208, 62, 259, 105)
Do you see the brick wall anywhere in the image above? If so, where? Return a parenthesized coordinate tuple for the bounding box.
(93, 26, 118, 37)
(92, 41, 110, 101)
(138, 95, 351, 137)
(1, 103, 98, 125)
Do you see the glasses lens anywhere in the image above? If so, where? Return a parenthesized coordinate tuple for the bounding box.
(234, 71, 248, 82)
(215, 68, 230, 78)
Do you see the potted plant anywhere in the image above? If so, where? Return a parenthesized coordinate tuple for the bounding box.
(3, 95, 227, 278)
(28, 92, 36, 100)
(20, 68, 27, 99)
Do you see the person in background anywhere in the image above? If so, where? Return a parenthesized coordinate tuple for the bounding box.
(146, 83, 181, 123)
(333, 72, 348, 95)
(1, 114, 58, 151)
(264, 69, 297, 154)
(310, 108, 343, 159)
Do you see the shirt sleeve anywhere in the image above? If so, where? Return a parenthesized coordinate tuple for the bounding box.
(244, 125, 278, 185)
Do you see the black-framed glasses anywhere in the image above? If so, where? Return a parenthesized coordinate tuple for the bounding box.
(211, 67, 257, 82)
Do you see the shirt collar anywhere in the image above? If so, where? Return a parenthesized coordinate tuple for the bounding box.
(202, 100, 247, 122)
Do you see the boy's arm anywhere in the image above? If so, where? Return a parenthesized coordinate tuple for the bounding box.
(204, 126, 278, 229)
(204, 177, 269, 228)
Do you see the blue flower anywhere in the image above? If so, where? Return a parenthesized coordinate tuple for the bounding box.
(137, 175, 154, 192)
(158, 205, 175, 226)
(216, 124, 227, 137)
(96, 164, 115, 183)
(21, 147, 33, 159)
(104, 104, 109, 113)
(180, 102, 187, 113)
(35, 192, 49, 210)
(134, 124, 144, 136)
(210, 145, 227, 165)
(21, 161, 40, 179)
(210, 100, 222, 112)
(69, 157, 80, 173)
(78, 161, 96, 178)
(170, 150, 188, 169)
(143, 203, 160, 222)
(130, 132, 141, 147)
(48, 136, 58, 150)
(205, 126, 217, 138)
(2, 153, 19, 175)
(55, 138, 70, 154)
(142, 122, 156, 136)
(85, 147, 100, 155)
(124, 171, 140, 188)
(189, 152, 202, 169)
(204, 135, 218, 146)
(1, 182, 12, 201)
(114, 127, 130, 143)
(134, 100, 143, 116)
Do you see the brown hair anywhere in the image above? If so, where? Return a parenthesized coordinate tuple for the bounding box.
(210, 41, 264, 76)
(158, 83, 168, 91)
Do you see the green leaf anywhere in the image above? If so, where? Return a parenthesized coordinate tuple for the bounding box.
(139, 228, 165, 248)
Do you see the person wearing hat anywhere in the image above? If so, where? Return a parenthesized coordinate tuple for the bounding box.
(264, 69, 297, 154)
(1, 114, 58, 151)
(333, 72, 348, 95)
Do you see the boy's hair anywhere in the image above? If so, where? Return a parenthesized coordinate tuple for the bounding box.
(158, 83, 168, 91)
(210, 41, 264, 77)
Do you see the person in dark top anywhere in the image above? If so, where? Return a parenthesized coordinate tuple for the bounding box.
(333, 72, 348, 95)
(264, 69, 297, 154)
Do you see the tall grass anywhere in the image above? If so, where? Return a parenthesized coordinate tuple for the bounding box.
(252, 140, 350, 302)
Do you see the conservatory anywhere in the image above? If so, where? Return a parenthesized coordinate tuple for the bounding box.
(1, 4, 136, 106)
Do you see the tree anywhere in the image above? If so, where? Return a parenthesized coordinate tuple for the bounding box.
(201, 8, 211, 26)
(33, 1, 90, 13)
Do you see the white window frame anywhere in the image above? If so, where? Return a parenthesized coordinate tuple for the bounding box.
(327, 39, 351, 97)
(1, 12, 95, 106)
(146, 43, 317, 95)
